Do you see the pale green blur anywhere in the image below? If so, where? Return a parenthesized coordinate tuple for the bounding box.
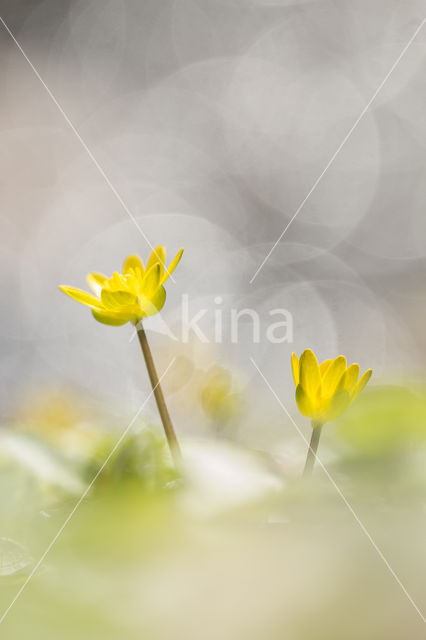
(0, 384, 425, 639)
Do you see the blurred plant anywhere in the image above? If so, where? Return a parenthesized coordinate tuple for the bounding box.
(89, 428, 178, 489)
(18, 390, 83, 434)
(199, 365, 243, 436)
(14, 390, 101, 460)
(59, 247, 184, 467)
(336, 385, 426, 459)
(292, 349, 372, 475)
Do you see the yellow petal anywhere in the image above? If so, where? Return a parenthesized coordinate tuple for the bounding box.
(101, 289, 138, 310)
(59, 285, 104, 310)
(123, 255, 144, 280)
(86, 273, 107, 296)
(122, 273, 140, 296)
(104, 272, 124, 291)
(344, 363, 360, 392)
(204, 366, 232, 394)
(138, 285, 166, 317)
(299, 349, 321, 398)
(162, 248, 184, 284)
(141, 263, 161, 297)
(291, 352, 299, 386)
(146, 246, 166, 274)
(322, 356, 347, 396)
(335, 370, 348, 393)
(352, 369, 372, 401)
(92, 309, 129, 326)
(319, 359, 332, 377)
(324, 389, 351, 422)
(295, 384, 314, 418)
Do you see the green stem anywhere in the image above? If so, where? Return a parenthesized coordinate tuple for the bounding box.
(137, 326, 182, 468)
(303, 422, 323, 476)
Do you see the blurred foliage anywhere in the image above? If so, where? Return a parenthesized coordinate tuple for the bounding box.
(335, 385, 426, 456)
(11, 390, 177, 492)
(87, 429, 178, 489)
(0, 385, 425, 639)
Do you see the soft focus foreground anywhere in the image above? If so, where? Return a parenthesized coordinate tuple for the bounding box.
(0, 385, 425, 639)
(1, 1, 425, 637)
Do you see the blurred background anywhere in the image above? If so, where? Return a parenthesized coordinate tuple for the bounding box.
(0, 0, 425, 638)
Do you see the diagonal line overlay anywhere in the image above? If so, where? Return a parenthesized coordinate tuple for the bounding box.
(250, 17, 426, 283)
(250, 357, 425, 624)
(0, 16, 174, 281)
(0, 357, 176, 626)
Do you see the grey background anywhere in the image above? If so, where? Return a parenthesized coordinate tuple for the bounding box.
(0, 0, 425, 447)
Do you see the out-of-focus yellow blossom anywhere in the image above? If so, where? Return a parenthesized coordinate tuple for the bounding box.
(59, 247, 183, 326)
(292, 349, 372, 425)
(200, 365, 242, 426)
(15, 390, 102, 458)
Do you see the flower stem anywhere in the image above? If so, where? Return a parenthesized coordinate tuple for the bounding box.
(136, 326, 182, 468)
(303, 422, 323, 476)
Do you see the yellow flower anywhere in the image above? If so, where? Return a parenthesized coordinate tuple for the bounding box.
(292, 349, 372, 425)
(200, 365, 242, 425)
(59, 246, 183, 326)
